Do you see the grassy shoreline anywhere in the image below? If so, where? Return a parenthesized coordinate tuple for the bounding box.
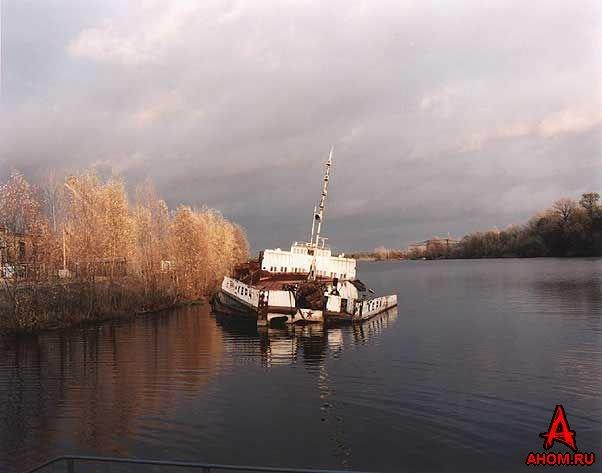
(0, 278, 209, 335)
(0, 298, 208, 335)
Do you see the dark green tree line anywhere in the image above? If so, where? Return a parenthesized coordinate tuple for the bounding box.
(453, 192, 601, 258)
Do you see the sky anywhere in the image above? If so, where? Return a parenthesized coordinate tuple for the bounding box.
(0, 0, 600, 251)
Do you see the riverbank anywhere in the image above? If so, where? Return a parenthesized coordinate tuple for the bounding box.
(375, 254, 600, 262)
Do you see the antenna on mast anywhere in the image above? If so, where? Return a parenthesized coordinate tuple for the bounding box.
(307, 146, 333, 281)
(311, 146, 333, 248)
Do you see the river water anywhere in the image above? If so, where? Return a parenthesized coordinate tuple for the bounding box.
(1, 259, 601, 473)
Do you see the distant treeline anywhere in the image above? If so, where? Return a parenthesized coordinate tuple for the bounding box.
(0, 170, 249, 331)
(362, 192, 602, 260)
(347, 248, 404, 261)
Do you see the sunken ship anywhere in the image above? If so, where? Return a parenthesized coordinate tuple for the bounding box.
(212, 148, 397, 325)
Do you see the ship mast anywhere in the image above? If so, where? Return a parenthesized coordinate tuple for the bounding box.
(310, 146, 333, 248)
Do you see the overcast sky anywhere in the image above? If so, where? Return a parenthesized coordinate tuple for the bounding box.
(1, 0, 600, 251)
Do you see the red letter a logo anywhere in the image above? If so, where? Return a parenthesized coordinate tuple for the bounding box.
(539, 405, 577, 452)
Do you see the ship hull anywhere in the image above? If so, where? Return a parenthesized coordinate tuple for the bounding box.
(325, 294, 398, 324)
(213, 276, 396, 326)
(212, 287, 324, 325)
(211, 291, 257, 319)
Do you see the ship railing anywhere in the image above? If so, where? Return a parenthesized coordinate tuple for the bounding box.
(24, 455, 375, 473)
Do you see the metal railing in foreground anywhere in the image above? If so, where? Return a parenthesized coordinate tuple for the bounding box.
(25, 455, 373, 473)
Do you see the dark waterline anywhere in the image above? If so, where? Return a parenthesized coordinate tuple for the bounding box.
(1, 259, 601, 473)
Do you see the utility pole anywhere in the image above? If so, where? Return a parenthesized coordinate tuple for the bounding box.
(62, 226, 66, 270)
(62, 180, 99, 278)
(58, 224, 71, 278)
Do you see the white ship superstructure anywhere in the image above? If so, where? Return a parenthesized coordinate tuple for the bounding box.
(260, 243, 356, 280)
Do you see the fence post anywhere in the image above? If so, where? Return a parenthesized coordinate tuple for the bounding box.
(67, 459, 75, 473)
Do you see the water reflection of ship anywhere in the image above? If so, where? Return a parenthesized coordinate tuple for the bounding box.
(349, 304, 398, 345)
(213, 306, 398, 367)
(213, 305, 398, 469)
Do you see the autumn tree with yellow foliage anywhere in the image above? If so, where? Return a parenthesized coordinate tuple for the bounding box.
(0, 169, 250, 330)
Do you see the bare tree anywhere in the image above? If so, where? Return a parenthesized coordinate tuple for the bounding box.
(552, 198, 577, 229)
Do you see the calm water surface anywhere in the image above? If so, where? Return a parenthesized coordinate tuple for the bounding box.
(1, 259, 601, 472)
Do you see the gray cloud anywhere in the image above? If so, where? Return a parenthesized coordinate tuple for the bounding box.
(1, 0, 600, 251)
